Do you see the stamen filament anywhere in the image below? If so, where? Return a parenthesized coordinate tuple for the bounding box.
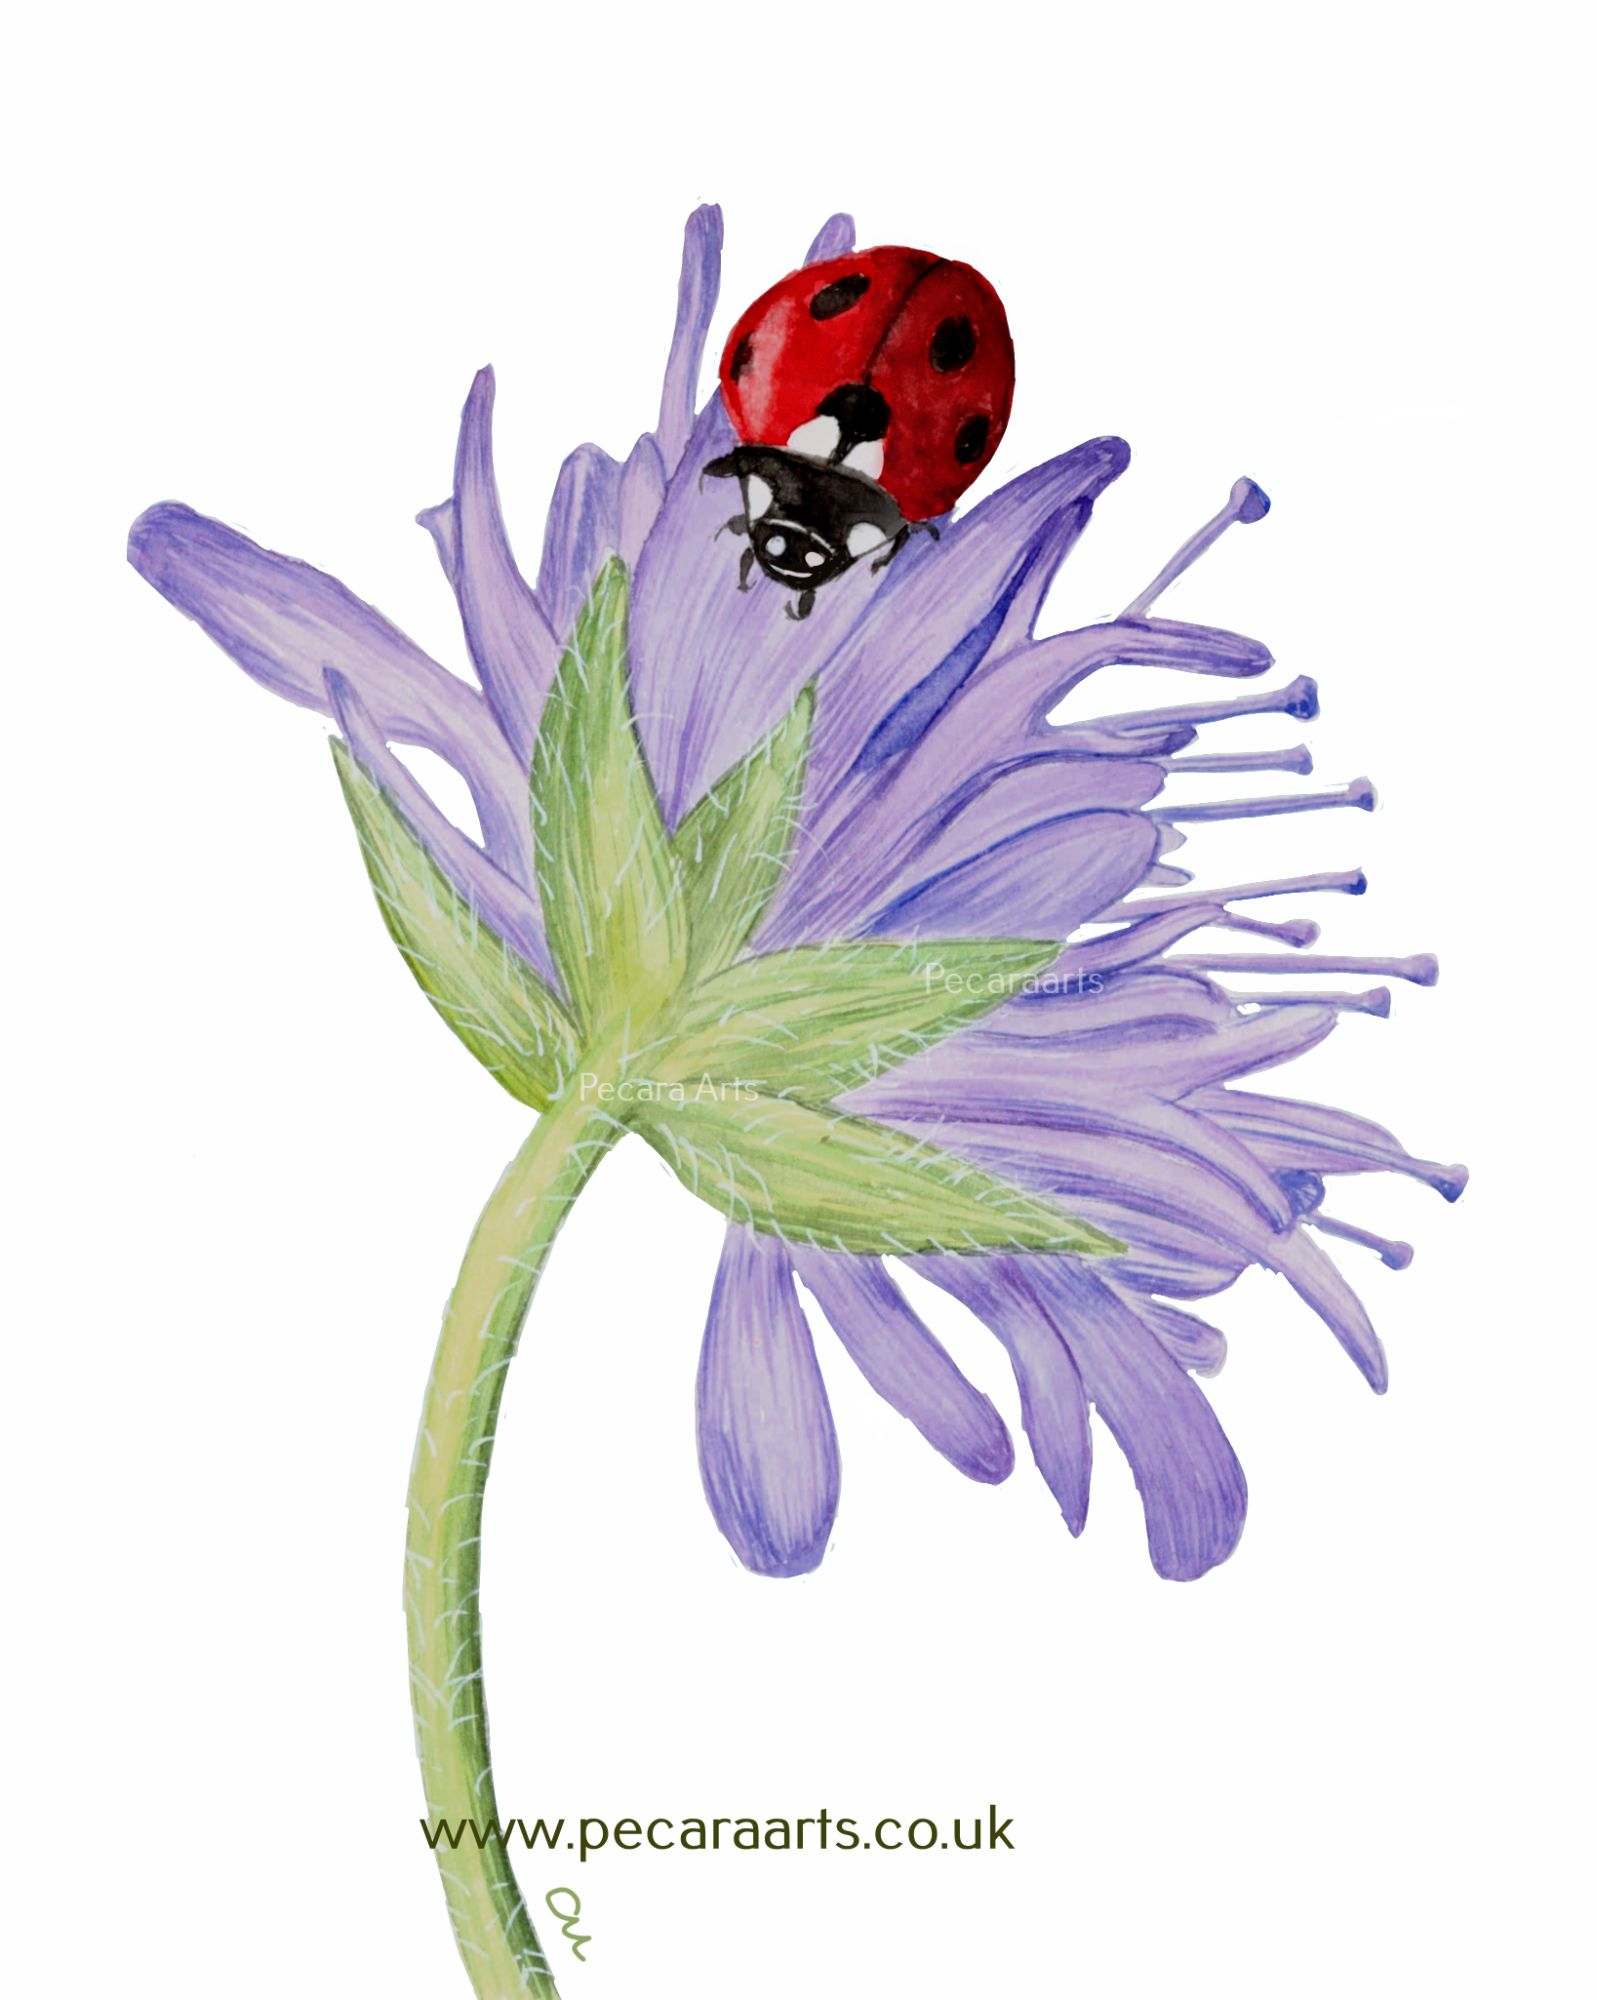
(1101, 869, 1367, 922)
(1219, 913, 1320, 946)
(1122, 477, 1271, 619)
(1232, 987, 1393, 1016)
(1308, 1212, 1415, 1270)
(1174, 952, 1437, 984)
(1155, 778, 1375, 824)
(1160, 745, 1314, 776)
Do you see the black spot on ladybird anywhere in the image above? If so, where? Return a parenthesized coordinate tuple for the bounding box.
(953, 414, 990, 464)
(930, 315, 976, 373)
(729, 334, 755, 381)
(810, 274, 871, 320)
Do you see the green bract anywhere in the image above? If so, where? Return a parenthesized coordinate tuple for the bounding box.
(333, 742, 579, 1110)
(333, 560, 1125, 1259)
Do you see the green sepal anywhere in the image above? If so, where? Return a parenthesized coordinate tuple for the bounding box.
(332, 742, 580, 1111)
(670, 684, 813, 980)
(661, 937, 1061, 1103)
(629, 1088, 1125, 1257)
(530, 558, 688, 1038)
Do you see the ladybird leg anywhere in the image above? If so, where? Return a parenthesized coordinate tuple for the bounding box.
(737, 545, 757, 592)
(785, 589, 816, 621)
(870, 526, 912, 573)
(715, 513, 750, 542)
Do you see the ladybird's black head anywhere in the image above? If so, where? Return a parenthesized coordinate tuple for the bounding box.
(746, 512, 853, 590)
(705, 443, 907, 602)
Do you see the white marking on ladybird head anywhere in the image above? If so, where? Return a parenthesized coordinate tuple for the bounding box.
(786, 415, 842, 459)
(804, 549, 825, 568)
(846, 521, 889, 558)
(842, 439, 885, 480)
(766, 533, 788, 556)
(743, 473, 774, 519)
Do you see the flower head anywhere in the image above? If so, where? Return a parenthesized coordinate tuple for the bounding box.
(130, 205, 1463, 1583)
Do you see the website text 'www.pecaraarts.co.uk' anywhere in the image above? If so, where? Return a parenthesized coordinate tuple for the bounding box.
(421, 1808, 1015, 1860)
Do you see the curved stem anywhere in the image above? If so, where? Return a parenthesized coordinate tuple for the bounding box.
(406, 1086, 619, 1997)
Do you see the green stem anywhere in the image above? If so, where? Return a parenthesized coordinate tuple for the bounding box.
(406, 1083, 619, 1997)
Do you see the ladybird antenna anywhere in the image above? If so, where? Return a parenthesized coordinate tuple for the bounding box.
(1122, 478, 1271, 620)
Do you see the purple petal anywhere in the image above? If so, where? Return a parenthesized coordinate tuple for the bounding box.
(618, 433, 667, 568)
(1196, 1089, 1469, 1201)
(915, 1256, 1090, 1532)
(911, 1118, 1387, 1387)
(863, 810, 1158, 941)
(127, 502, 533, 881)
(656, 205, 724, 473)
(793, 1250, 1013, 1482)
(1139, 1299, 1228, 1376)
(1032, 905, 1230, 983)
(777, 752, 1168, 949)
(536, 442, 624, 646)
(805, 214, 855, 262)
(447, 368, 560, 764)
(630, 401, 890, 826)
(781, 616, 1270, 938)
(416, 497, 459, 585)
(324, 671, 554, 982)
(1031, 1261, 1247, 1580)
(980, 968, 1239, 1042)
(802, 441, 1131, 810)
(1082, 1005, 1341, 1093)
(697, 1229, 840, 1577)
(850, 1049, 1296, 1229)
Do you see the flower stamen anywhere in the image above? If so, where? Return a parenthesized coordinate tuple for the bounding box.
(1154, 776, 1375, 823)
(1121, 477, 1272, 620)
(1308, 1212, 1415, 1270)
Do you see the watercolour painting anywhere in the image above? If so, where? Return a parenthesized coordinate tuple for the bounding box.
(6, 9, 1589, 1998)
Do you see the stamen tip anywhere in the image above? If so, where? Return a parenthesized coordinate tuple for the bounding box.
(1358, 986, 1393, 1017)
(1382, 1240, 1416, 1271)
(1278, 1168, 1325, 1216)
(1285, 676, 1319, 720)
(1407, 953, 1440, 987)
(1233, 477, 1271, 524)
(1436, 1163, 1470, 1202)
(1280, 919, 1320, 948)
(1350, 776, 1378, 811)
(1348, 869, 1369, 896)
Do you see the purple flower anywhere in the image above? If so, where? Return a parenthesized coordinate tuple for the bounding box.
(129, 204, 1463, 1587)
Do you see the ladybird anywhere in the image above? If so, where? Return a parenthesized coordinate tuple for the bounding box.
(705, 247, 1015, 618)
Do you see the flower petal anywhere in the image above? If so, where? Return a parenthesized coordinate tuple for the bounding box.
(912, 1118, 1388, 1387)
(977, 967, 1239, 1041)
(915, 1256, 1091, 1532)
(778, 616, 1271, 942)
(656, 204, 724, 473)
(127, 501, 533, 879)
(793, 1250, 1013, 1483)
(805, 213, 855, 262)
(697, 1228, 840, 1577)
(1138, 1298, 1228, 1375)
(618, 433, 667, 568)
(864, 810, 1158, 941)
(851, 1048, 1296, 1229)
(536, 442, 624, 646)
(324, 671, 554, 981)
(1031, 1261, 1247, 1580)
(1195, 1088, 1469, 1201)
(630, 400, 890, 825)
(446, 368, 560, 764)
(803, 441, 1131, 808)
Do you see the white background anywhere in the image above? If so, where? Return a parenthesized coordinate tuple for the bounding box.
(4, 4, 1590, 1995)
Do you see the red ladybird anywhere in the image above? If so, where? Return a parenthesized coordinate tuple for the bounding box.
(705, 247, 1015, 617)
